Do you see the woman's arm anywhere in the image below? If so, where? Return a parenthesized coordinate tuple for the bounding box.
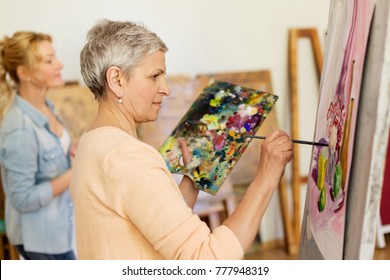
(51, 168, 72, 197)
(178, 175, 199, 209)
(51, 139, 77, 197)
(223, 129, 293, 251)
(177, 138, 199, 208)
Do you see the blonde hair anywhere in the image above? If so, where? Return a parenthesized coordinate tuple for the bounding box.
(0, 31, 52, 119)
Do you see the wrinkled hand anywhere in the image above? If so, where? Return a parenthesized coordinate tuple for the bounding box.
(177, 138, 198, 206)
(177, 138, 192, 166)
(256, 129, 293, 183)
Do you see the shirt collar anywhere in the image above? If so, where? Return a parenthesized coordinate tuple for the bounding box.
(14, 95, 50, 127)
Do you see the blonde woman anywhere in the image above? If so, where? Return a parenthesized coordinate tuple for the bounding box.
(0, 31, 76, 259)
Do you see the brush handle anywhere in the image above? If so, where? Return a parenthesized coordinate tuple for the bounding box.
(246, 135, 328, 147)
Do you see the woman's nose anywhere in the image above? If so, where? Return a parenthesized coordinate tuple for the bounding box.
(159, 77, 170, 96)
(56, 58, 64, 70)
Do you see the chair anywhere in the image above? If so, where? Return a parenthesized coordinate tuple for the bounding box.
(193, 177, 236, 230)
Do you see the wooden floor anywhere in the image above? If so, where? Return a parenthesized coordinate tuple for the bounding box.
(244, 233, 390, 260)
(2, 228, 390, 260)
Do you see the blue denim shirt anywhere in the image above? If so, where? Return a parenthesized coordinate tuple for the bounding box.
(0, 95, 75, 254)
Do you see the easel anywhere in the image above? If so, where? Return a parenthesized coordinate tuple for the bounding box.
(288, 28, 323, 247)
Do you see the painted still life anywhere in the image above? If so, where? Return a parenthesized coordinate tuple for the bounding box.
(308, 0, 375, 259)
(159, 80, 277, 195)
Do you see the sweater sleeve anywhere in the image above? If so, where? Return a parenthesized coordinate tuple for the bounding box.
(104, 143, 244, 260)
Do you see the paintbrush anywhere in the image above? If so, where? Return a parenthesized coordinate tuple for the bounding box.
(246, 135, 328, 147)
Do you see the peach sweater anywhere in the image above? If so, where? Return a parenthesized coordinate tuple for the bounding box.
(70, 127, 243, 259)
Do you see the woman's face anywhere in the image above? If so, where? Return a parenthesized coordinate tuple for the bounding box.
(123, 50, 170, 123)
(29, 40, 64, 88)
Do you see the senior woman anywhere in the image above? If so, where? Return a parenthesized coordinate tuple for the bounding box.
(70, 19, 293, 260)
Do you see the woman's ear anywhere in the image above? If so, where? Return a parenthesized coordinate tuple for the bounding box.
(16, 65, 31, 82)
(106, 66, 124, 99)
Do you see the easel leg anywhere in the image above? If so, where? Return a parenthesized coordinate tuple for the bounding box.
(376, 212, 386, 249)
(278, 176, 298, 255)
(288, 28, 323, 251)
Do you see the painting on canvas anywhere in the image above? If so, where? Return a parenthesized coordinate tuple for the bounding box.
(306, 0, 375, 259)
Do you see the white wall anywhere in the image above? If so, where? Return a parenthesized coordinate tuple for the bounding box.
(0, 0, 330, 243)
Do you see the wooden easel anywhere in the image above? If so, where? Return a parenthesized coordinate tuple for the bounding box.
(288, 28, 323, 247)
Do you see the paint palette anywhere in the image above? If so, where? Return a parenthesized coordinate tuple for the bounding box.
(159, 80, 278, 195)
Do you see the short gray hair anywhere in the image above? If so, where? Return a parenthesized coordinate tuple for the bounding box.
(80, 19, 168, 99)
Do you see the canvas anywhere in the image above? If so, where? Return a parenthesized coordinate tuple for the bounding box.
(47, 85, 98, 142)
(302, 0, 375, 259)
(159, 80, 277, 195)
(343, 0, 390, 259)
